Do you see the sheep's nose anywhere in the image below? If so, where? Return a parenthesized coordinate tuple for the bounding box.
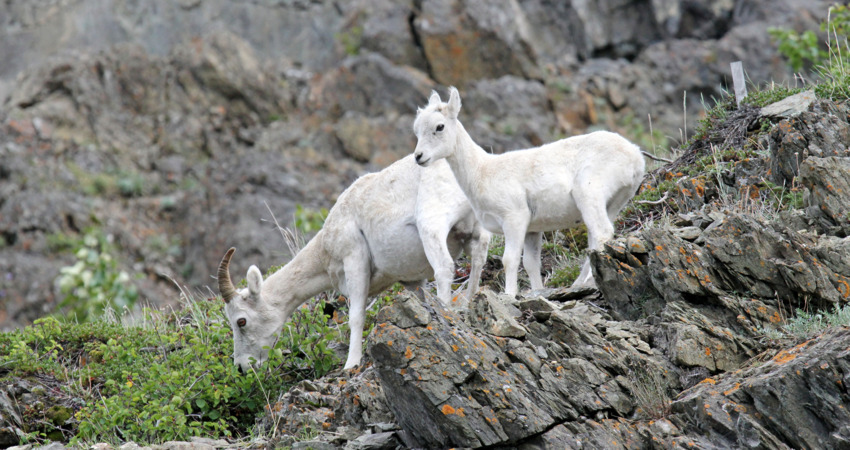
(414, 152, 423, 164)
(237, 364, 245, 375)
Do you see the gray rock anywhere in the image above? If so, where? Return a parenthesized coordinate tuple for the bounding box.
(466, 289, 526, 338)
(675, 327, 850, 449)
(769, 100, 850, 186)
(291, 441, 338, 450)
(761, 89, 816, 118)
(343, 432, 400, 450)
(368, 290, 661, 448)
(799, 156, 850, 234)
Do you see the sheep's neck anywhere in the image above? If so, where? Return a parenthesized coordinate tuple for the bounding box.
(445, 121, 489, 200)
(261, 233, 333, 317)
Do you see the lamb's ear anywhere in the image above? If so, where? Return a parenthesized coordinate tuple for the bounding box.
(447, 87, 461, 119)
(427, 90, 441, 107)
(246, 265, 263, 297)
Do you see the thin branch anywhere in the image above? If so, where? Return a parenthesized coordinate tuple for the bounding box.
(640, 150, 674, 164)
(636, 192, 670, 205)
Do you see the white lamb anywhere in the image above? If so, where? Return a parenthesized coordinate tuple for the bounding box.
(217, 155, 489, 371)
(413, 88, 645, 296)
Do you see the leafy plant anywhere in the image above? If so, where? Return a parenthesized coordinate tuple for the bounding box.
(294, 204, 328, 235)
(768, 27, 826, 72)
(336, 25, 363, 56)
(761, 303, 850, 339)
(56, 231, 139, 322)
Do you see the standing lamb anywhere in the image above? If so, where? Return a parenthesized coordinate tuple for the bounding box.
(412, 88, 644, 296)
(217, 155, 489, 371)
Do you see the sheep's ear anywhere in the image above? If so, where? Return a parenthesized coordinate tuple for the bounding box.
(446, 87, 461, 119)
(247, 265, 263, 297)
(427, 90, 441, 107)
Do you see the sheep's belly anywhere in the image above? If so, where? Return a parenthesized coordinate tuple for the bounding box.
(528, 210, 584, 233)
(367, 224, 432, 283)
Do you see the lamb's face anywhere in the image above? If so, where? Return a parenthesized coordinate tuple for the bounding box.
(218, 249, 281, 373)
(413, 88, 462, 167)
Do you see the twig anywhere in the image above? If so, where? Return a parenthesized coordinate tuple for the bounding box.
(636, 193, 670, 205)
(640, 150, 674, 163)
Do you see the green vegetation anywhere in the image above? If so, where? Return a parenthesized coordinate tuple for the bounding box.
(56, 231, 139, 322)
(543, 228, 587, 288)
(769, 4, 850, 73)
(761, 303, 850, 340)
(3, 252, 395, 446)
(294, 204, 328, 235)
(67, 163, 150, 198)
(770, 3, 850, 101)
(768, 27, 825, 72)
(336, 25, 363, 56)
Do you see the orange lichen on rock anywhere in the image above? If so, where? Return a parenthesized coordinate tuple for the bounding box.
(441, 404, 456, 415)
(723, 382, 741, 396)
(699, 377, 717, 385)
(405, 347, 413, 359)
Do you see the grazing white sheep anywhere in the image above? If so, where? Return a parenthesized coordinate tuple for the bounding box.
(413, 88, 645, 296)
(217, 155, 489, 371)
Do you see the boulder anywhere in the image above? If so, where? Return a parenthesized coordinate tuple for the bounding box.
(769, 100, 850, 186)
(368, 290, 668, 448)
(799, 156, 850, 234)
(675, 327, 850, 449)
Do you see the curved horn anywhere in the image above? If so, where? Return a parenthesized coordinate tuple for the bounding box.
(218, 247, 237, 303)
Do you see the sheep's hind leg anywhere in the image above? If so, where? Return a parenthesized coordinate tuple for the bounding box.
(464, 227, 490, 300)
(501, 215, 530, 296)
(573, 195, 615, 289)
(523, 232, 544, 290)
(341, 253, 371, 370)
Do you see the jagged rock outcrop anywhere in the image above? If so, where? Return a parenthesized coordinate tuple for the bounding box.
(0, 0, 835, 330)
(249, 99, 850, 450)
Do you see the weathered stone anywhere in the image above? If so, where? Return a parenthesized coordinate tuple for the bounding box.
(413, 0, 540, 87)
(158, 441, 215, 450)
(291, 440, 338, 450)
(769, 100, 850, 186)
(343, 431, 400, 450)
(466, 289, 526, 338)
(799, 156, 850, 234)
(674, 328, 850, 449)
(538, 285, 600, 302)
(594, 213, 850, 325)
(375, 293, 431, 330)
(760, 89, 816, 118)
(309, 53, 433, 119)
(368, 289, 664, 448)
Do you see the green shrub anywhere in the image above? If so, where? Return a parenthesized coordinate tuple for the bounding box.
(2, 260, 401, 446)
(762, 304, 850, 339)
(768, 27, 826, 72)
(56, 231, 139, 322)
(294, 204, 328, 235)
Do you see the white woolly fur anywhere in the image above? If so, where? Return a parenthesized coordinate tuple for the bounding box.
(219, 155, 489, 370)
(413, 88, 645, 296)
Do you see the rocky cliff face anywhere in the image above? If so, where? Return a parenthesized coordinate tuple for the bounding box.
(253, 96, 850, 450)
(1, 2, 849, 448)
(0, 0, 832, 329)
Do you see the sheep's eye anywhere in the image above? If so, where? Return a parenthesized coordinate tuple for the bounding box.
(436, 124, 444, 132)
(236, 318, 247, 327)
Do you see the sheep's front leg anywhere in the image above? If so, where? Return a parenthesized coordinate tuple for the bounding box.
(342, 254, 370, 370)
(419, 226, 455, 306)
(502, 215, 530, 296)
(523, 232, 543, 290)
